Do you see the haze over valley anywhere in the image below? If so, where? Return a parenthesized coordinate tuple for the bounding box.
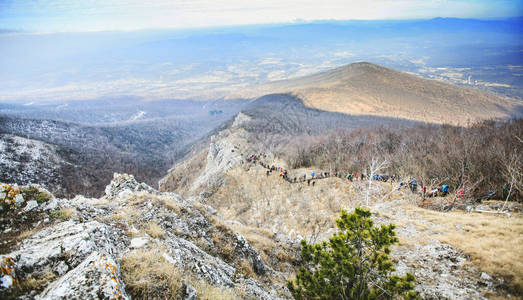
(1, 18, 522, 104)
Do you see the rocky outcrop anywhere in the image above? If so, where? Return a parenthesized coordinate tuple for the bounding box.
(372, 200, 499, 299)
(37, 252, 129, 299)
(103, 173, 157, 200)
(160, 112, 254, 196)
(8, 220, 127, 274)
(394, 242, 494, 299)
(0, 174, 289, 299)
(190, 136, 244, 193)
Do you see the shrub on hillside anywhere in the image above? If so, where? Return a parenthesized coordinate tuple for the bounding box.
(288, 208, 418, 300)
(1, 184, 22, 211)
(21, 186, 51, 203)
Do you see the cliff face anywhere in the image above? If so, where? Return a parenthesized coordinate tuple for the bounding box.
(0, 173, 292, 299)
(159, 112, 255, 198)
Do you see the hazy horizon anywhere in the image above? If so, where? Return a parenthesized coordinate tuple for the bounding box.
(0, 2, 522, 104)
(1, 0, 522, 33)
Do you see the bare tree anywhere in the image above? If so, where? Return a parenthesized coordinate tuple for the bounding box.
(500, 149, 522, 211)
(364, 157, 389, 207)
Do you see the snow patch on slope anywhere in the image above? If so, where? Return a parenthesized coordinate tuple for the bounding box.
(0, 134, 64, 189)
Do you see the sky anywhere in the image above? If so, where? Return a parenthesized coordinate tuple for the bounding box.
(0, 0, 522, 32)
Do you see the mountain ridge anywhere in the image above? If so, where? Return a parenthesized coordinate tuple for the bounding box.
(229, 62, 520, 125)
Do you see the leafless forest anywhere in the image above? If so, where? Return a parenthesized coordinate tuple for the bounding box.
(280, 119, 522, 201)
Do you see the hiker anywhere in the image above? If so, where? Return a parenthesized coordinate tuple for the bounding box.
(398, 182, 404, 191)
(408, 178, 418, 193)
(311, 172, 315, 178)
(429, 188, 438, 197)
(307, 179, 311, 186)
(422, 186, 427, 199)
(266, 170, 270, 176)
(456, 189, 464, 200)
(441, 185, 449, 197)
(503, 184, 510, 200)
(361, 173, 364, 181)
(312, 181, 316, 186)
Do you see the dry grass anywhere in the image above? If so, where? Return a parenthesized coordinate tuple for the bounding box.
(405, 205, 523, 295)
(231, 224, 275, 260)
(237, 259, 256, 279)
(18, 271, 57, 290)
(17, 228, 38, 240)
(190, 279, 238, 300)
(125, 192, 182, 214)
(154, 196, 182, 214)
(208, 166, 368, 239)
(210, 231, 235, 261)
(209, 164, 523, 295)
(50, 208, 76, 221)
(119, 249, 183, 299)
(110, 207, 140, 224)
(230, 223, 298, 278)
(126, 192, 148, 206)
(5, 270, 57, 300)
(145, 222, 166, 239)
(120, 249, 242, 299)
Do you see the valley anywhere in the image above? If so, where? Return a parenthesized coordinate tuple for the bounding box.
(0, 99, 247, 197)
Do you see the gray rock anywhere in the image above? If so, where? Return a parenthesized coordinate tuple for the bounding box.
(190, 134, 244, 192)
(23, 200, 38, 212)
(104, 173, 156, 200)
(184, 283, 198, 300)
(37, 252, 129, 299)
(14, 193, 24, 207)
(129, 237, 148, 249)
(54, 261, 69, 276)
(1, 175, 288, 299)
(163, 237, 236, 287)
(373, 200, 494, 300)
(3, 219, 127, 288)
(481, 272, 493, 281)
(1, 274, 13, 289)
(234, 234, 270, 275)
(43, 198, 59, 211)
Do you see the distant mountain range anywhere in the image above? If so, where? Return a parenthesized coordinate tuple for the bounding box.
(1, 18, 521, 102)
(230, 62, 522, 124)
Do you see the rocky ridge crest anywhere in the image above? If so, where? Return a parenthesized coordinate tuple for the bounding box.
(0, 173, 289, 299)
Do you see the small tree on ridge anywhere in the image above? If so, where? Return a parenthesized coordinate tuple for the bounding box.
(288, 208, 418, 299)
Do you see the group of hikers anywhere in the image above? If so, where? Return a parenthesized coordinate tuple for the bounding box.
(245, 153, 456, 198)
(397, 178, 452, 198)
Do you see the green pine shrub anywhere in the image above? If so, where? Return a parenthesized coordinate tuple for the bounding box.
(288, 208, 418, 300)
